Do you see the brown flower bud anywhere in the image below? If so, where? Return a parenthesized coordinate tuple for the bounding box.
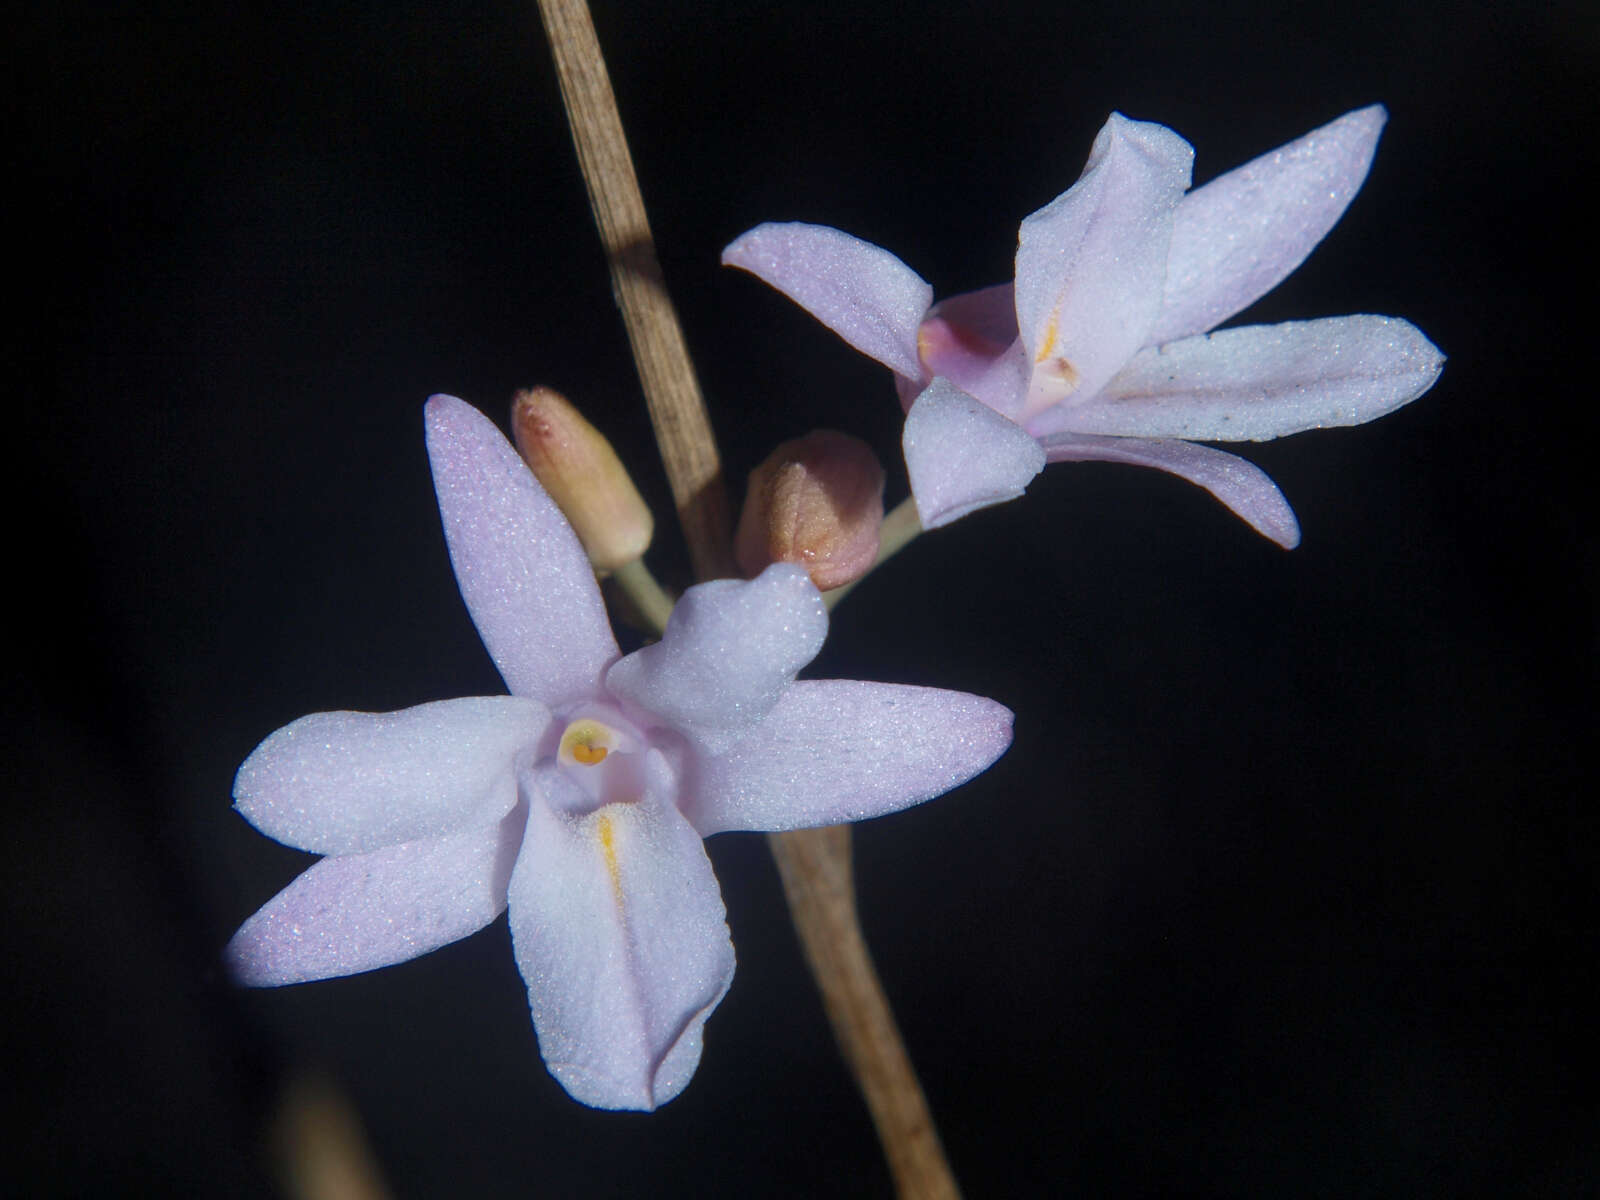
(511, 387, 653, 571)
(735, 430, 885, 590)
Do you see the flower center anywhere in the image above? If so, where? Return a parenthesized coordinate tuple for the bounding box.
(550, 710, 659, 812)
(558, 717, 622, 768)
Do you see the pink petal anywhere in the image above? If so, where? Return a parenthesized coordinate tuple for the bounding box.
(902, 378, 1046, 529)
(916, 282, 1022, 410)
(234, 697, 549, 855)
(604, 564, 827, 746)
(922, 330, 1033, 425)
(1064, 316, 1444, 441)
(225, 808, 527, 987)
(1014, 114, 1194, 411)
(685, 680, 1014, 836)
(508, 763, 734, 1111)
(425, 395, 619, 706)
(1040, 433, 1301, 548)
(925, 282, 1019, 350)
(1149, 105, 1388, 345)
(721, 222, 932, 380)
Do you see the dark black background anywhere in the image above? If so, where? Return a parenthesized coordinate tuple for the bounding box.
(13, 1, 1596, 1195)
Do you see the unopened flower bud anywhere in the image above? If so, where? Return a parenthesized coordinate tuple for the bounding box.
(511, 387, 653, 571)
(735, 430, 884, 590)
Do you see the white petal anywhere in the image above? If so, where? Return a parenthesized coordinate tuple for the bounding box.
(686, 680, 1014, 836)
(234, 697, 550, 855)
(605, 564, 827, 745)
(1150, 105, 1388, 344)
(508, 764, 734, 1111)
(902, 378, 1046, 529)
(722, 222, 932, 380)
(1040, 433, 1301, 548)
(1064, 316, 1444, 441)
(425, 395, 619, 706)
(1015, 113, 1194, 410)
(225, 808, 527, 987)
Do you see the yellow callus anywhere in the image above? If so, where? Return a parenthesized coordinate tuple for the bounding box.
(593, 807, 623, 901)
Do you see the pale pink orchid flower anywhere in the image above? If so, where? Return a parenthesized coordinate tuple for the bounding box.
(723, 105, 1443, 546)
(226, 395, 1012, 1111)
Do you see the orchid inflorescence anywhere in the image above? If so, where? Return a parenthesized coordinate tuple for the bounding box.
(227, 105, 1441, 1112)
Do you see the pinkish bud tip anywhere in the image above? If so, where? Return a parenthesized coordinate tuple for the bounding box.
(511, 387, 654, 571)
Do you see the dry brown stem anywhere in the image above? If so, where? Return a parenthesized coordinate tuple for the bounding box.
(768, 827, 962, 1199)
(535, 0, 732, 581)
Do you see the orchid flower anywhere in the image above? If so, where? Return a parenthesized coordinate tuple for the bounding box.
(226, 395, 1013, 1111)
(723, 105, 1444, 546)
